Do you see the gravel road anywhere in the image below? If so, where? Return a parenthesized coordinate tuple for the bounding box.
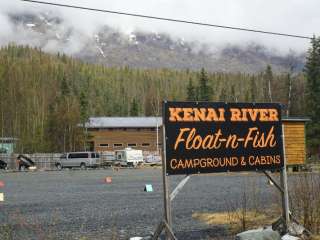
(0, 169, 277, 239)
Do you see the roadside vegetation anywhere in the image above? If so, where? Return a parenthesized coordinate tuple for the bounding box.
(193, 173, 320, 239)
(290, 173, 320, 235)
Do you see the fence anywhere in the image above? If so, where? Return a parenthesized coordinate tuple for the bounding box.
(0, 153, 61, 170)
(0, 151, 161, 171)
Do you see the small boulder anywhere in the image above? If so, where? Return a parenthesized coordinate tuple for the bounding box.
(281, 234, 300, 240)
(236, 228, 281, 240)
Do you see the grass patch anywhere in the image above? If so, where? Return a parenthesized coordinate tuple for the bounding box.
(193, 208, 280, 233)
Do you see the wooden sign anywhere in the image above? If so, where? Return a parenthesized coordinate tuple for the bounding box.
(163, 102, 284, 175)
(283, 120, 307, 165)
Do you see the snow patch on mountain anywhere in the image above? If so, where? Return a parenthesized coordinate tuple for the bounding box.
(2, 11, 306, 73)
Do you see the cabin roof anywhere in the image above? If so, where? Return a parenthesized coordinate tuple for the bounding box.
(282, 117, 310, 122)
(84, 116, 309, 129)
(85, 117, 162, 128)
(0, 137, 18, 142)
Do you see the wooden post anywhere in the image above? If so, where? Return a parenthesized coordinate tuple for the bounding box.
(262, 171, 284, 194)
(152, 101, 177, 240)
(280, 124, 290, 228)
(161, 111, 172, 239)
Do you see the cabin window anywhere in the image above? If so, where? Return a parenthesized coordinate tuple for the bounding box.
(141, 143, 150, 147)
(113, 143, 123, 148)
(99, 143, 109, 147)
(127, 143, 137, 147)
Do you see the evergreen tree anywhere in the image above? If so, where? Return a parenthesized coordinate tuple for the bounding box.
(186, 78, 196, 101)
(130, 98, 139, 116)
(198, 68, 211, 101)
(230, 85, 238, 102)
(304, 36, 320, 152)
(263, 65, 273, 102)
(219, 88, 227, 102)
(250, 76, 257, 102)
(244, 90, 250, 102)
(285, 73, 293, 116)
(60, 75, 70, 96)
(79, 88, 89, 150)
(79, 90, 89, 124)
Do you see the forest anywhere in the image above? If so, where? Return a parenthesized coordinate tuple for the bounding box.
(0, 39, 319, 153)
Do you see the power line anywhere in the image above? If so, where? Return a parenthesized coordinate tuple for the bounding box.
(21, 0, 312, 40)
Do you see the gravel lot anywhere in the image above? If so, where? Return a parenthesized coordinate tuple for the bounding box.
(0, 169, 278, 239)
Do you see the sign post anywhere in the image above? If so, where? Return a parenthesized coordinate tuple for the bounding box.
(153, 101, 288, 239)
(152, 101, 177, 240)
(161, 121, 173, 236)
(280, 124, 290, 227)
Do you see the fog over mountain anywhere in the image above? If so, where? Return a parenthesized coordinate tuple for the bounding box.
(0, 0, 319, 72)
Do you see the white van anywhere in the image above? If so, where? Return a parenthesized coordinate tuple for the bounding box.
(55, 152, 100, 170)
(115, 148, 143, 167)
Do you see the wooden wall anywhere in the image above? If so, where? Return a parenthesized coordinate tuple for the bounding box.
(88, 128, 162, 152)
(283, 121, 306, 165)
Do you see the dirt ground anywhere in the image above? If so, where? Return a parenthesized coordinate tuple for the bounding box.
(0, 169, 284, 239)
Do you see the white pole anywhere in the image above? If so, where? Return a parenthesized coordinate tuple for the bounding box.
(156, 118, 159, 154)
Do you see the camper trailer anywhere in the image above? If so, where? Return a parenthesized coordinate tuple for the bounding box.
(115, 148, 143, 167)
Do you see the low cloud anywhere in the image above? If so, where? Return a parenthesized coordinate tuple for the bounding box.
(1, 0, 319, 54)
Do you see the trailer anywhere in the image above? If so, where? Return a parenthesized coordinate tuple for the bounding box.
(114, 148, 144, 167)
(17, 154, 37, 171)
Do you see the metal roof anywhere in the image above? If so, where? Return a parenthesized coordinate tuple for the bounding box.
(84, 116, 309, 128)
(0, 137, 18, 142)
(85, 117, 163, 128)
(282, 117, 310, 122)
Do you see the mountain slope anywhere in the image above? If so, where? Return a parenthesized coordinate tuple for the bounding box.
(5, 12, 305, 73)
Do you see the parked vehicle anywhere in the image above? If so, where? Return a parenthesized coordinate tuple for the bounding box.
(115, 148, 143, 167)
(55, 152, 100, 170)
(144, 154, 162, 166)
(0, 159, 8, 170)
(17, 154, 37, 171)
(99, 152, 117, 167)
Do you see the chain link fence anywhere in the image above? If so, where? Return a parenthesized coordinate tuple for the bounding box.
(0, 151, 161, 171)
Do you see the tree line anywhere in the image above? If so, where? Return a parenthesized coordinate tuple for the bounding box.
(0, 39, 319, 154)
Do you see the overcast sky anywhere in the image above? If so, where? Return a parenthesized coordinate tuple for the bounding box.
(1, 0, 319, 53)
